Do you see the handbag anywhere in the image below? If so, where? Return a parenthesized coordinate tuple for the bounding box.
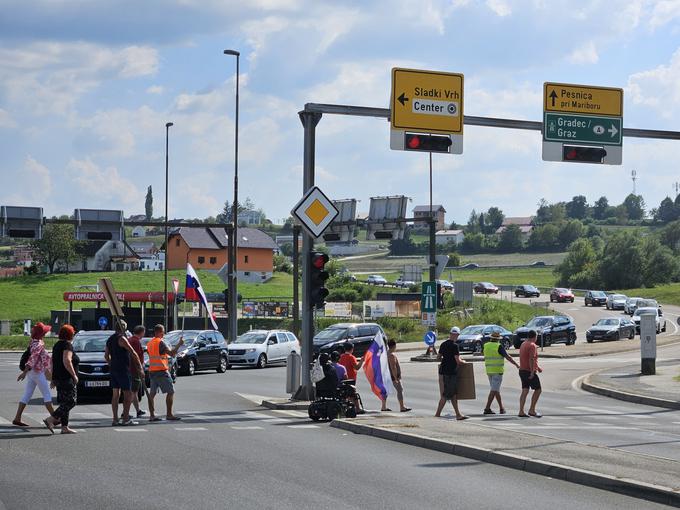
(311, 358, 325, 383)
(19, 347, 30, 371)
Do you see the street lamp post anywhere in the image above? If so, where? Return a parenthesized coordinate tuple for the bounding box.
(224, 49, 240, 344)
(164, 122, 174, 332)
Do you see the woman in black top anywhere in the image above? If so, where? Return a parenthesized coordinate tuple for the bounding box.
(44, 325, 79, 434)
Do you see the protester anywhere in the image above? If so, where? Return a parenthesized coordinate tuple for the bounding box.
(339, 343, 363, 381)
(387, 339, 411, 412)
(105, 320, 143, 426)
(434, 326, 468, 420)
(518, 330, 543, 418)
(13, 322, 56, 427)
(127, 325, 147, 418)
(314, 353, 339, 397)
(330, 350, 347, 382)
(43, 325, 79, 434)
(147, 325, 184, 422)
(483, 331, 519, 415)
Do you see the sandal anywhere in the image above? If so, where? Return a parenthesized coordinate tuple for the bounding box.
(517, 413, 530, 418)
(12, 420, 29, 427)
(456, 415, 469, 421)
(149, 416, 162, 422)
(528, 412, 542, 418)
(166, 415, 182, 421)
(43, 418, 55, 434)
(400, 408, 412, 412)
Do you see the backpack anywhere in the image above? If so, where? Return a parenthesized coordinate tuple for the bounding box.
(311, 358, 325, 383)
(19, 347, 30, 371)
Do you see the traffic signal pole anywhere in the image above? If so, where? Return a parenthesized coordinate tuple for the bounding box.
(294, 110, 321, 401)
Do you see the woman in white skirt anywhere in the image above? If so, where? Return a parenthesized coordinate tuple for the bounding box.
(13, 322, 56, 427)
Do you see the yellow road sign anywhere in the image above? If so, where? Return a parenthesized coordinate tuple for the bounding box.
(544, 82, 623, 117)
(391, 68, 464, 134)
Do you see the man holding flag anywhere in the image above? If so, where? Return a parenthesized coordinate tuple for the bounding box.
(362, 333, 395, 412)
(185, 263, 219, 330)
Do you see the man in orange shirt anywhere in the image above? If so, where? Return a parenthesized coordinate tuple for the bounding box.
(338, 343, 363, 381)
(518, 330, 542, 418)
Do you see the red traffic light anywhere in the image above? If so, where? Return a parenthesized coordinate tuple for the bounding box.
(404, 133, 452, 153)
(311, 252, 329, 269)
(563, 145, 607, 163)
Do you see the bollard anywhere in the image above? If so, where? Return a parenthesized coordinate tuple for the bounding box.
(639, 311, 656, 375)
(286, 351, 301, 395)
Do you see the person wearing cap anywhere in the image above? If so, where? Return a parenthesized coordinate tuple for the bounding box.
(435, 326, 468, 420)
(483, 331, 519, 415)
(104, 319, 143, 426)
(13, 322, 56, 427)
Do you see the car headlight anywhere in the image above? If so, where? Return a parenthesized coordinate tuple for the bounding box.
(246, 348, 257, 353)
(177, 350, 187, 358)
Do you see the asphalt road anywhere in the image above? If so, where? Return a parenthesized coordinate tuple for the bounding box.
(0, 352, 673, 510)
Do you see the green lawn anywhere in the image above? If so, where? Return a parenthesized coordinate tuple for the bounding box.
(0, 270, 295, 322)
(613, 283, 680, 307)
(443, 267, 556, 288)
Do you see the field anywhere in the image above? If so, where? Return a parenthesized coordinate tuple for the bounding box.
(0, 270, 295, 322)
(613, 283, 680, 307)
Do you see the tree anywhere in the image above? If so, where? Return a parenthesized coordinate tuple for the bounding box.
(216, 200, 230, 223)
(557, 219, 584, 249)
(31, 224, 80, 274)
(461, 232, 484, 253)
(145, 186, 153, 221)
(466, 209, 480, 234)
(565, 195, 588, 220)
(554, 238, 599, 287)
(599, 231, 644, 289)
(660, 220, 680, 251)
(497, 224, 523, 253)
(622, 193, 645, 221)
(535, 198, 550, 224)
(527, 224, 559, 251)
(485, 207, 504, 233)
(592, 196, 609, 220)
(281, 216, 294, 234)
(640, 237, 678, 287)
(655, 197, 678, 223)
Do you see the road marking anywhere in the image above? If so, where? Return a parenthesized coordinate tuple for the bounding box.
(497, 425, 639, 430)
(234, 392, 273, 405)
(0, 417, 12, 425)
(287, 424, 319, 429)
(272, 410, 308, 418)
(230, 426, 263, 430)
(73, 412, 108, 419)
(23, 413, 49, 423)
(566, 406, 620, 415)
(114, 428, 148, 432)
(174, 427, 207, 431)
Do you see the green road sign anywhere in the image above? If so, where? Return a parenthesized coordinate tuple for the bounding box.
(544, 113, 622, 146)
(421, 281, 437, 312)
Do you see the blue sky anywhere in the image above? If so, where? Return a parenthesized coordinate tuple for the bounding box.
(2, 0, 680, 226)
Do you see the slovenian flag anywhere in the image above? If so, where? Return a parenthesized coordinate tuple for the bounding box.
(185, 263, 218, 330)
(362, 333, 395, 401)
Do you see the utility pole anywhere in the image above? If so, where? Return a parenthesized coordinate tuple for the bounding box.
(631, 169, 637, 195)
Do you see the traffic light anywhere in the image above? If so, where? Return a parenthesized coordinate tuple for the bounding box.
(309, 252, 330, 309)
(562, 145, 607, 163)
(404, 133, 452, 153)
(223, 288, 229, 308)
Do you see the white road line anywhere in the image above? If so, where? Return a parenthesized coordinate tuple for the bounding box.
(114, 428, 148, 432)
(73, 412, 108, 419)
(0, 417, 12, 425)
(566, 406, 620, 415)
(287, 424, 319, 429)
(233, 392, 272, 405)
(230, 426, 263, 430)
(174, 427, 207, 431)
(497, 425, 640, 430)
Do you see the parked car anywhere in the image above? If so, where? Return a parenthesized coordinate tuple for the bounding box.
(550, 288, 574, 303)
(606, 293, 628, 311)
(632, 307, 666, 334)
(456, 324, 513, 353)
(436, 279, 454, 291)
(584, 290, 607, 307)
(586, 317, 636, 343)
(513, 315, 576, 348)
(515, 284, 540, 298)
(227, 329, 299, 368)
(394, 277, 415, 288)
(367, 275, 387, 286)
(474, 282, 499, 294)
(167, 330, 229, 375)
(461, 263, 480, 269)
(313, 323, 387, 358)
(531, 261, 546, 266)
(624, 297, 643, 315)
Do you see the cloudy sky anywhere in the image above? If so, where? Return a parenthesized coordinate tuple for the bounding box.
(2, 0, 680, 226)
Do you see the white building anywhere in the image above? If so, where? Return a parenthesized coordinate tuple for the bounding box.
(131, 226, 147, 237)
(139, 252, 165, 271)
(435, 229, 465, 245)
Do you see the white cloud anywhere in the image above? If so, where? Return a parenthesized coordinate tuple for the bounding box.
(486, 0, 512, 16)
(567, 41, 599, 64)
(24, 156, 52, 199)
(627, 47, 680, 117)
(146, 85, 164, 94)
(0, 108, 17, 128)
(66, 158, 143, 207)
(649, 0, 680, 29)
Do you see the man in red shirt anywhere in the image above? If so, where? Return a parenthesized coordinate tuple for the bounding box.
(128, 325, 147, 418)
(338, 342, 363, 381)
(518, 330, 542, 418)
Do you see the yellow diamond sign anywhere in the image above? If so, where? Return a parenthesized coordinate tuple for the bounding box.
(291, 186, 339, 239)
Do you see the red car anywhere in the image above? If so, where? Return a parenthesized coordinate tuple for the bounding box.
(550, 287, 574, 303)
(474, 282, 499, 294)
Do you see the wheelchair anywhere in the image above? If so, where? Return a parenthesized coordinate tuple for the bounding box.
(308, 380, 362, 421)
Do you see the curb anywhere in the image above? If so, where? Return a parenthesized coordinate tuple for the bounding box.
(330, 419, 680, 507)
(581, 375, 680, 410)
(261, 399, 310, 411)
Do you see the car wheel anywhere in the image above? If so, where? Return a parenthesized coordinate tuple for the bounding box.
(570, 298, 574, 303)
(257, 353, 267, 369)
(629, 329, 635, 339)
(542, 335, 551, 347)
(550, 296, 554, 302)
(502, 339, 511, 351)
(614, 332, 620, 341)
(587, 338, 593, 343)
(186, 359, 196, 376)
(217, 355, 228, 373)
(474, 341, 482, 355)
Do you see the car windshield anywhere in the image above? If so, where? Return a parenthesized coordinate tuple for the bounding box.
(526, 317, 553, 328)
(524, 285, 537, 291)
(595, 319, 619, 326)
(72, 332, 112, 352)
(634, 307, 657, 317)
(555, 288, 569, 293)
(313, 328, 347, 344)
(233, 332, 267, 344)
(612, 294, 626, 300)
(591, 291, 606, 297)
(460, 326, 484, 335)
(164, 330, 199, 347)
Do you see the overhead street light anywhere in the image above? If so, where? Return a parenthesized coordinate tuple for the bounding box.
(164, 121, 173, 332)
(224, 48, 240, 344)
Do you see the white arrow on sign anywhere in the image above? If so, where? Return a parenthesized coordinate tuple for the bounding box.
(608, 124, 618, 137)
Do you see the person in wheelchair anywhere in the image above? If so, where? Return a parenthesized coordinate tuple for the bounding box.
(315, 353, 339, 398)
(330, 351, 365, 414)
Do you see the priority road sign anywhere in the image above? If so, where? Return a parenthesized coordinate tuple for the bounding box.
(291, 186, 339, 239)
(390, 68, 464, 154)
(544, 113, 622, 146)
(421, 281, 437, 313)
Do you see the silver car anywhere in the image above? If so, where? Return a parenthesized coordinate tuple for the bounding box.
(606, 293, 627, 310)
(227, 330, 300, 368)
(624, 297, 643, 315)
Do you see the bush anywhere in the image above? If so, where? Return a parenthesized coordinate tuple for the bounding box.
(327, 288, 359, 302)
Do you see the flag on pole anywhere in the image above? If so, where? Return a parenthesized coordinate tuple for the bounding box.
(185, 263, 218, 330)
(362, 333, 395, 401)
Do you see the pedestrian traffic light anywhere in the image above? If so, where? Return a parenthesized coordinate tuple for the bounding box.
(404, 133, 452, 153)
(562, 145, 607, 163)
(309, 251, 329, 309)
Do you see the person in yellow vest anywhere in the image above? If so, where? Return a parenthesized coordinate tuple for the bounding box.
(147, 324, 184, 422)
(483, 331, 519, 415)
